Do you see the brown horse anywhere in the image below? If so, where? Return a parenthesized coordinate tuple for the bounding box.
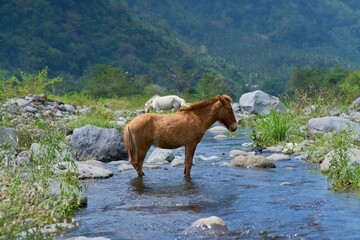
(124, 95, 238, 177)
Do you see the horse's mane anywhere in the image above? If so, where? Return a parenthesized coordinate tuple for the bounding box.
(180, 95, 232, 111)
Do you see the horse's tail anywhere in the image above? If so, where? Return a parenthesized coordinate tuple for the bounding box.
(124, 124, 137, 165)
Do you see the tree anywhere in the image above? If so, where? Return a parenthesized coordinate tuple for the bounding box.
(84, 65, 134, 98)
(197, 72, 230, 98)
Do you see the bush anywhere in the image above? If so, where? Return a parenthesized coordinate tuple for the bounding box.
(0, 67, 61, 100)
(250, 110, 297, 147)
(0, 121, 81, 238)
(327, 148, 360, 191)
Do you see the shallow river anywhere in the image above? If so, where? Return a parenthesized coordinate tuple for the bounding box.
(61, 128, 360, 239)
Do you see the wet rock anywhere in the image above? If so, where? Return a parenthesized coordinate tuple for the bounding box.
(208, 125, 228, 133)
(186, 216, 228, 236)
(229, 150, 255, 157)
(54, 160, 113, 179)
(108, 160, 129, 165)
(280, 182, 294, 186)
(213, 134, 227, 140)
(70, 125, 128, 162)
(170, 158, 185, 167)
(263, 146, 283, 153)
(266, 153, 290, 161)
(229, 155, 276, 168)
(66, 237, 111, 240)
(321, 148, 360, 172)
(239, 90, 285, 115)
(118, 163, 134, 172)
(146, 148, 174, 164)
(191, 216, 227, 229)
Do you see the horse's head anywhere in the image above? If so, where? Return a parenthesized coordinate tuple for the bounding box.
(217, 95, 238, 132)
(144, 99, 152, 113)
(144, 95, 160, 113)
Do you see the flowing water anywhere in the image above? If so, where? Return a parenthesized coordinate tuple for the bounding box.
(60, 128, 360, 240)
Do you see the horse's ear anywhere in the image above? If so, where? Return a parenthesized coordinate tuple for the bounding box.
(219, 95, 232, 105)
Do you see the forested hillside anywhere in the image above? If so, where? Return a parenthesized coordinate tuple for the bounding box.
(126, 0, 360, 91)
(1, 0, 360, 97)
(0, 0, 241, 95)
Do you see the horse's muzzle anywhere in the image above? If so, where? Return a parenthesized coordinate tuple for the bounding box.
(229, 123, 237, 132)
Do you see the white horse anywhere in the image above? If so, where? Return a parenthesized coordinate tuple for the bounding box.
(144, 95, 187, 113)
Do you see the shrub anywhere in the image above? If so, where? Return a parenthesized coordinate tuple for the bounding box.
(327, 148, 360, 191)
(0, 67, 61, 100)
(0, 121, 81, 238)
(250, 110, 297, 147)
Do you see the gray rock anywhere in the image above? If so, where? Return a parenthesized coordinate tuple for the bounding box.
(208, 125, 228, 134)
(24, 105, 38, 113)
(118, 163, 134, 172)
(306, 116, 360, 137)
(60, 104, 76, 114)
(15, 150, 31, 165)
(349, 97, 360, 111)
(0, 126, 18, 149)
(15, 98, 30, 107)
(239, 90, 285, 115)
(229, 155, 276, 168)
(191, 216, 227, 230)
(321, 148, 360, 172)
(229, 150, 255, 157)
(70, 125, 128, 162)
(213, 134, 227, 140)
(146, 148, 174, 164)
(266, 153, 290, 161)
(54, 160, 113, 179)
(170, 158, 185, 167)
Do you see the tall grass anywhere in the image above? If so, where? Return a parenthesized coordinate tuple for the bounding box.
(0, 121, 81, 238)
(250, 110, 298, 147)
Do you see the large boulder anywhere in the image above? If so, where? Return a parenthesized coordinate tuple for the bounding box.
(306, 116, 360, 136)
(239, 90, 285, 115)
(70, 125, 128, 162)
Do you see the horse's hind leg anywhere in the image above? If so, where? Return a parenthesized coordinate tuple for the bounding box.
(135, 149, 148, 177)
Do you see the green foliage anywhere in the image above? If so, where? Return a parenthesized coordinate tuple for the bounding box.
(304, 128, 358, 164)
(340, 70, 360, 105)
(250, 110, 297, 147)
(0, 67, 61, 100)
(126, 0, 360, 89)
(0, 1, 245, 94)
(0, 121, 80, 238)
(327, 148, 360, 191)
(196, 72, 231, 98)
(84, 65, 136, 98)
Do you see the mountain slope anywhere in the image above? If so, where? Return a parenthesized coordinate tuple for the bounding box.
(125, 0, 360, 86)
(0, 0, 240, 93)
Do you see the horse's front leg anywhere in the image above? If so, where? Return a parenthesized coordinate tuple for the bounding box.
(184, 144, 198, 177)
